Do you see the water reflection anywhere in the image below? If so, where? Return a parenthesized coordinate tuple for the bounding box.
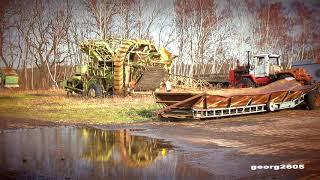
(0, 127, 210, 179)
(80, 128, 169, 168)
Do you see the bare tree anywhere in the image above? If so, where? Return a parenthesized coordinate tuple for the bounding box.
(27, 0, 72, 88)
(0, 0, 16, 67)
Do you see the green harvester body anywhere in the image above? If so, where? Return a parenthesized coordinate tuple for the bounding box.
(62, 38, 175, 97)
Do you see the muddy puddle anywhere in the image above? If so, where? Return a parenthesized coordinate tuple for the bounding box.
(0, 127, 211, 179)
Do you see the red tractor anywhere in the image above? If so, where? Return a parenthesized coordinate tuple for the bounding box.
(229, 51, 312, 87)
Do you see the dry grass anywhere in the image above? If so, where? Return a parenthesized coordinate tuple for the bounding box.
(0, 89, 159, 125)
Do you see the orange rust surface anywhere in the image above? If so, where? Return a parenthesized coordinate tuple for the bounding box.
(155, 79, 320, 110)
(283, 91, 303, 101)
(205, 96, 229, 108)
(250, 94, 270, 105)
(279, 68, 312, 83)
(269, 92, 287, 103)
(230, 96, 251, 107)
(187, 79, 313, 97)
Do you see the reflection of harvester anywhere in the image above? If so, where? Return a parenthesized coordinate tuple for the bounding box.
(117, 130, 169, 168)
(0, 67, 19, 88)
(63, 38, 175, 96)
(80, 128, 171, 168)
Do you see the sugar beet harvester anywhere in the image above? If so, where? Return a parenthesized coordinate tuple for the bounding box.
(62, 38, 175, 96)
(155, 78, 320, 119)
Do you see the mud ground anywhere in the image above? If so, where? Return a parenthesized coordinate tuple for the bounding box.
(0, 108, 320, 179)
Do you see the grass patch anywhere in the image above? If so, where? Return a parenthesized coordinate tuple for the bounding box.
(0, 89, 159, 125)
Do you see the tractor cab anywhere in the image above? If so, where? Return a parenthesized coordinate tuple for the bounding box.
(250, 54, 282, 78)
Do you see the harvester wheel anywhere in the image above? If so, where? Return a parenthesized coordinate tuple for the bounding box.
(239, 78, 256, 88)
(88, 83, 103, 97)
(67, 91, 73, 96)
(305, 89, 318, 110)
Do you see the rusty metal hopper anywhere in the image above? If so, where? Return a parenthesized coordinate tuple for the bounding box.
(155, 79, 320, 119)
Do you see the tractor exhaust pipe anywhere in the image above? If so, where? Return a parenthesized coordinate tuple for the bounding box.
(247, 51, 250, 73)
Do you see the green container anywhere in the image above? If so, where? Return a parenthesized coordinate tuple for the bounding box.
(4, 76, 19, 87)
(0, 68, 19, 88)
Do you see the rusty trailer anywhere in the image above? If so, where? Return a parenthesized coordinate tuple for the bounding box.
(154, 78, 320, 119)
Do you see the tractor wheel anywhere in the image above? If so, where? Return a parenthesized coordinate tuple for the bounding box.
(238, 78, 256, 88)
(88, 83, 103, 97)
(305, 89, 319, 110)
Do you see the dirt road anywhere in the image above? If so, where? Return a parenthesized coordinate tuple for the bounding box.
(114, 108, 320, 179)
(0, 108, 319, 179)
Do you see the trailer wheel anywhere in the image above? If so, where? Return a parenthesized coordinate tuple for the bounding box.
(305, 89, 318, 110)
(88, 83, 103, 97)
(267, 101, 277, 112)
(239, 78, 256, 88)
